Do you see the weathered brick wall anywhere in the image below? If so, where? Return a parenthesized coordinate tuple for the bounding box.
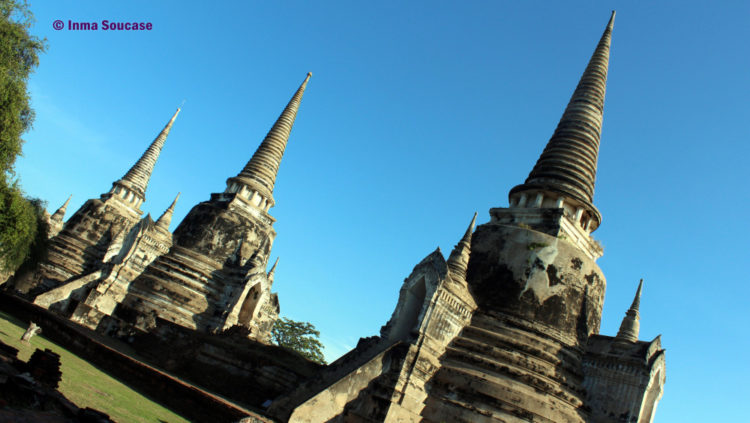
(0, 292, 273, 423)
(126, 318, 322, 408)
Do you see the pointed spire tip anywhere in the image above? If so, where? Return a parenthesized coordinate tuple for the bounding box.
(608, 10, 616, 30)
(51, 194, 72, 220)
(230, 72, 311, 206)
(268, 257, 279, 275)
(616, 277, 642, 342)
(631, 278, 643, 310)
(465, 212, 478, 236)
(115, 107, 180, 200)
(156, 192, 180, 229)
(170, 192, 181, 207)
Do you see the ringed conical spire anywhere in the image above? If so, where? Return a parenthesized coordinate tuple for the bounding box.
(228, 73, 312, 208)
(447, 212, 477, 281)
(114, 108, 180, 201)
(50, 195, 72, 223)
(616, 278, 643, 343)
(509, 12, 614, 231)
(155, 192, 180, 230)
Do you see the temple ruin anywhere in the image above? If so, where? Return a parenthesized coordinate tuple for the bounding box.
(5, 11, 665, 423)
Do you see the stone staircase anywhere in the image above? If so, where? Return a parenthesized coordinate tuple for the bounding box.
(422, 311, 588, 423)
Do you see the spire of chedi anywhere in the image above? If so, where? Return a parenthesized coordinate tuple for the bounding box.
(47, 195, 72, 238)
(50, 195, 72, 223)
(111, 108, 180, 206)
(509, 11, 614, 233)
(155, 192, 180, 231)
(446, 212, 477, 282)
(616, 278, 643, 343)
(226, 73, 312, 211)
(267, 257, 279, 285)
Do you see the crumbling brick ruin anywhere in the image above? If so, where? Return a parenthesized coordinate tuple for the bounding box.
(5, 11, 664, 423)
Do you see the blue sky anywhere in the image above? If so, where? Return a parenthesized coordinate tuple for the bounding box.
(14, 1, 750, 421)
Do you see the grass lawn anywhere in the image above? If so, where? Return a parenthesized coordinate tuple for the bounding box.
(0, 310, 190, 423)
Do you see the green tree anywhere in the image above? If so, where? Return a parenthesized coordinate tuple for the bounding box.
(10, 196, 48, 272)
(272, 317, 326, 365)
(0, 0, 45, 177)
(0, 185, 45, 271)
(0, 0, 46, 271)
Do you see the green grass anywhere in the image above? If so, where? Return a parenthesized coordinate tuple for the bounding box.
(0, 311, 190, 423)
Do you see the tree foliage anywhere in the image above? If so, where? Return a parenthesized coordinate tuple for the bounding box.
(0, 0, 45, 178)
(0, 182, 35, 269)
(0, 0, 46, 271)
(11, 195, 48, 272)
(272, 317, 326, 365)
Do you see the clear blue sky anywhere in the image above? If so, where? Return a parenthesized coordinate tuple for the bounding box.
(14, 1, 750, 421)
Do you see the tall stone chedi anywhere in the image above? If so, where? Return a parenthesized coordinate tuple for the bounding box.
(116, 73, 312, 342)
(270, 12, 665, 423)
(12, 109, 180, 300)
(421, 12, 663, 422)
